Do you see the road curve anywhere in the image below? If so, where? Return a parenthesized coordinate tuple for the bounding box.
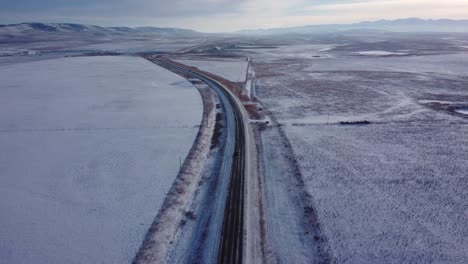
(151, 57, 247, 264)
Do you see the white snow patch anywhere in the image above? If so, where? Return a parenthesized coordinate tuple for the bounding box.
(357, 51, 408, 56)
(0, 47, 38, 56)
(455, 108, 468, 115)
(244, 62, 255, 98)
(418, 100, 468, 105)
(0, 56, 203, 264)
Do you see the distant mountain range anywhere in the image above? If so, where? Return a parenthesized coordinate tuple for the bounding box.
(238, 18, 468, 35)
(0, 22, 200, 37)
(2, 19, 468, 39)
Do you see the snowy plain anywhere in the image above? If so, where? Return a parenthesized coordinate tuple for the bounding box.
(235, 44, 336, 62)
(248, 38, 468, 263)
(0, 56, 203, 264)
(287, 121, 468, 263)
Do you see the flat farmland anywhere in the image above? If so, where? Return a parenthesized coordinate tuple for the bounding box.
(0, 56, 203, 264)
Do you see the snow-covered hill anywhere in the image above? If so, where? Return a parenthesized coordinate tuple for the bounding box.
(0, 22, 199, 37)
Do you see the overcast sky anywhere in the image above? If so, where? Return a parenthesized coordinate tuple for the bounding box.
(1, 0, 467, 32)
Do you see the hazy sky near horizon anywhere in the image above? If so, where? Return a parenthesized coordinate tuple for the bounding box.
(1, 0, 467, 32)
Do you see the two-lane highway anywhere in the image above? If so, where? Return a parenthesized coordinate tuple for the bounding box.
(149, 57, 247, 264)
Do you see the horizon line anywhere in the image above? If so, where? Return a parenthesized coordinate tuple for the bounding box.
(2, 17, 468, 34)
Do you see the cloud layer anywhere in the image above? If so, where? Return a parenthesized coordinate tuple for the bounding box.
(0, 0, 467, 32)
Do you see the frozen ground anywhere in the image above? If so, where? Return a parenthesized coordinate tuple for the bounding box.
(175, 58, 249, 82)
(0, 56, 203, 264)
(287, 121, 468, 263)
(247, 35, 468, 263)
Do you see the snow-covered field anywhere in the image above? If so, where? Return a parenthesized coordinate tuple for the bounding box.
(175, 58, 249, 82)
(249, 39, 468, 263)
(286, 121, 468, 263)
(0, 33, 210, 67)
(254, 48, 468, 124)
(304, 53, 468, 76)
(236, 44, 335, 62)
(0, 56, 203, 264)
(67, 38, 204, 53)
